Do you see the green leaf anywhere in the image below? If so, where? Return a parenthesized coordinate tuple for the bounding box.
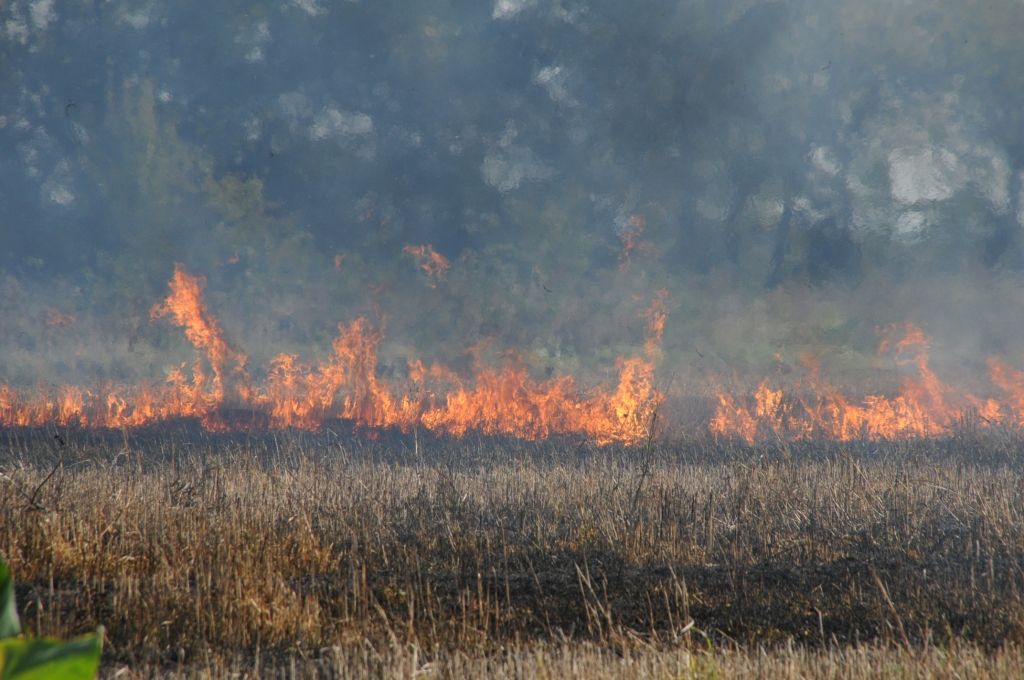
(0, 560, 20, 639)
(0, 632, 102, 680)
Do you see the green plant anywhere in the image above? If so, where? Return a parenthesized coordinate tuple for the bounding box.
(0, 558, 102, 679)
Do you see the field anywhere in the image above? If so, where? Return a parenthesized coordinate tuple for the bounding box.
(2, 425, 1024, 678)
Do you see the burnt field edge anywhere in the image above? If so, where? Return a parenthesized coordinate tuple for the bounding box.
(3, 419, 1024, 469)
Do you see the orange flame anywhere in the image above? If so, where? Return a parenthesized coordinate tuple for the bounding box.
(21, 268, 1024, 445)
(618, 214, 646, 272)
(987, 357, 1024, 425)
(0, 268, 663, 445)
(643, 289, 668, 358)
(709, 323, 1008, 443)
(149, 264, 250, 411)
(403, 244, 450, 287)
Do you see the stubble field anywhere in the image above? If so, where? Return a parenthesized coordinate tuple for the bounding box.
(2, 425, 1024, 678)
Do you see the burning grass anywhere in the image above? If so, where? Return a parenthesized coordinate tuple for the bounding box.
(0, 266, 663, 445)
(1, 429, 1023, 676)
(10, 266, 1024, 449)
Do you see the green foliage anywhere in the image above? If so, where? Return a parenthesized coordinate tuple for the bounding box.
(0, 558, 101, 680)
(0, 636, 102, 680)
(0, 562, 19, 640)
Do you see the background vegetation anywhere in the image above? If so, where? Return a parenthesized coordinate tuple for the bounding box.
(4, 1, 1024, 390)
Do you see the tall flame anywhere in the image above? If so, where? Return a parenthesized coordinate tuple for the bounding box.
(149, 264, 250, 402)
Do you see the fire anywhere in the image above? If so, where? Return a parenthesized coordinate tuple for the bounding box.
(709, 323, 1016, 443)
(403, 244, 450, 287)
(0, 266, 662, 445)
(255, 316, 660, 444)
(149, 264, 251, 409)
(643, 289, 668, 358)
(987, 357, 1024, 423)
(12, 266, 1024, 445)
(413, 354, 657, 444)
(618, 214, 646, 272)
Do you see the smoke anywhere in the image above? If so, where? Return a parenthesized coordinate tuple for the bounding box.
(2, 0, 1024, 422)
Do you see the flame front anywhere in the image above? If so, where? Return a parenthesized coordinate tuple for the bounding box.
(11, 267, 1024, 444)
(709, 323, 1023, 442)
(0, 266, 661, 444)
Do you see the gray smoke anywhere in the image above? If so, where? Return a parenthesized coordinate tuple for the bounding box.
(2, 0, 1024, 394)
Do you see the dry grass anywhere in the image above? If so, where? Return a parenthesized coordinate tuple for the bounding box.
(114, 642, 1024, 679)
(1, 427, 1024, 677)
